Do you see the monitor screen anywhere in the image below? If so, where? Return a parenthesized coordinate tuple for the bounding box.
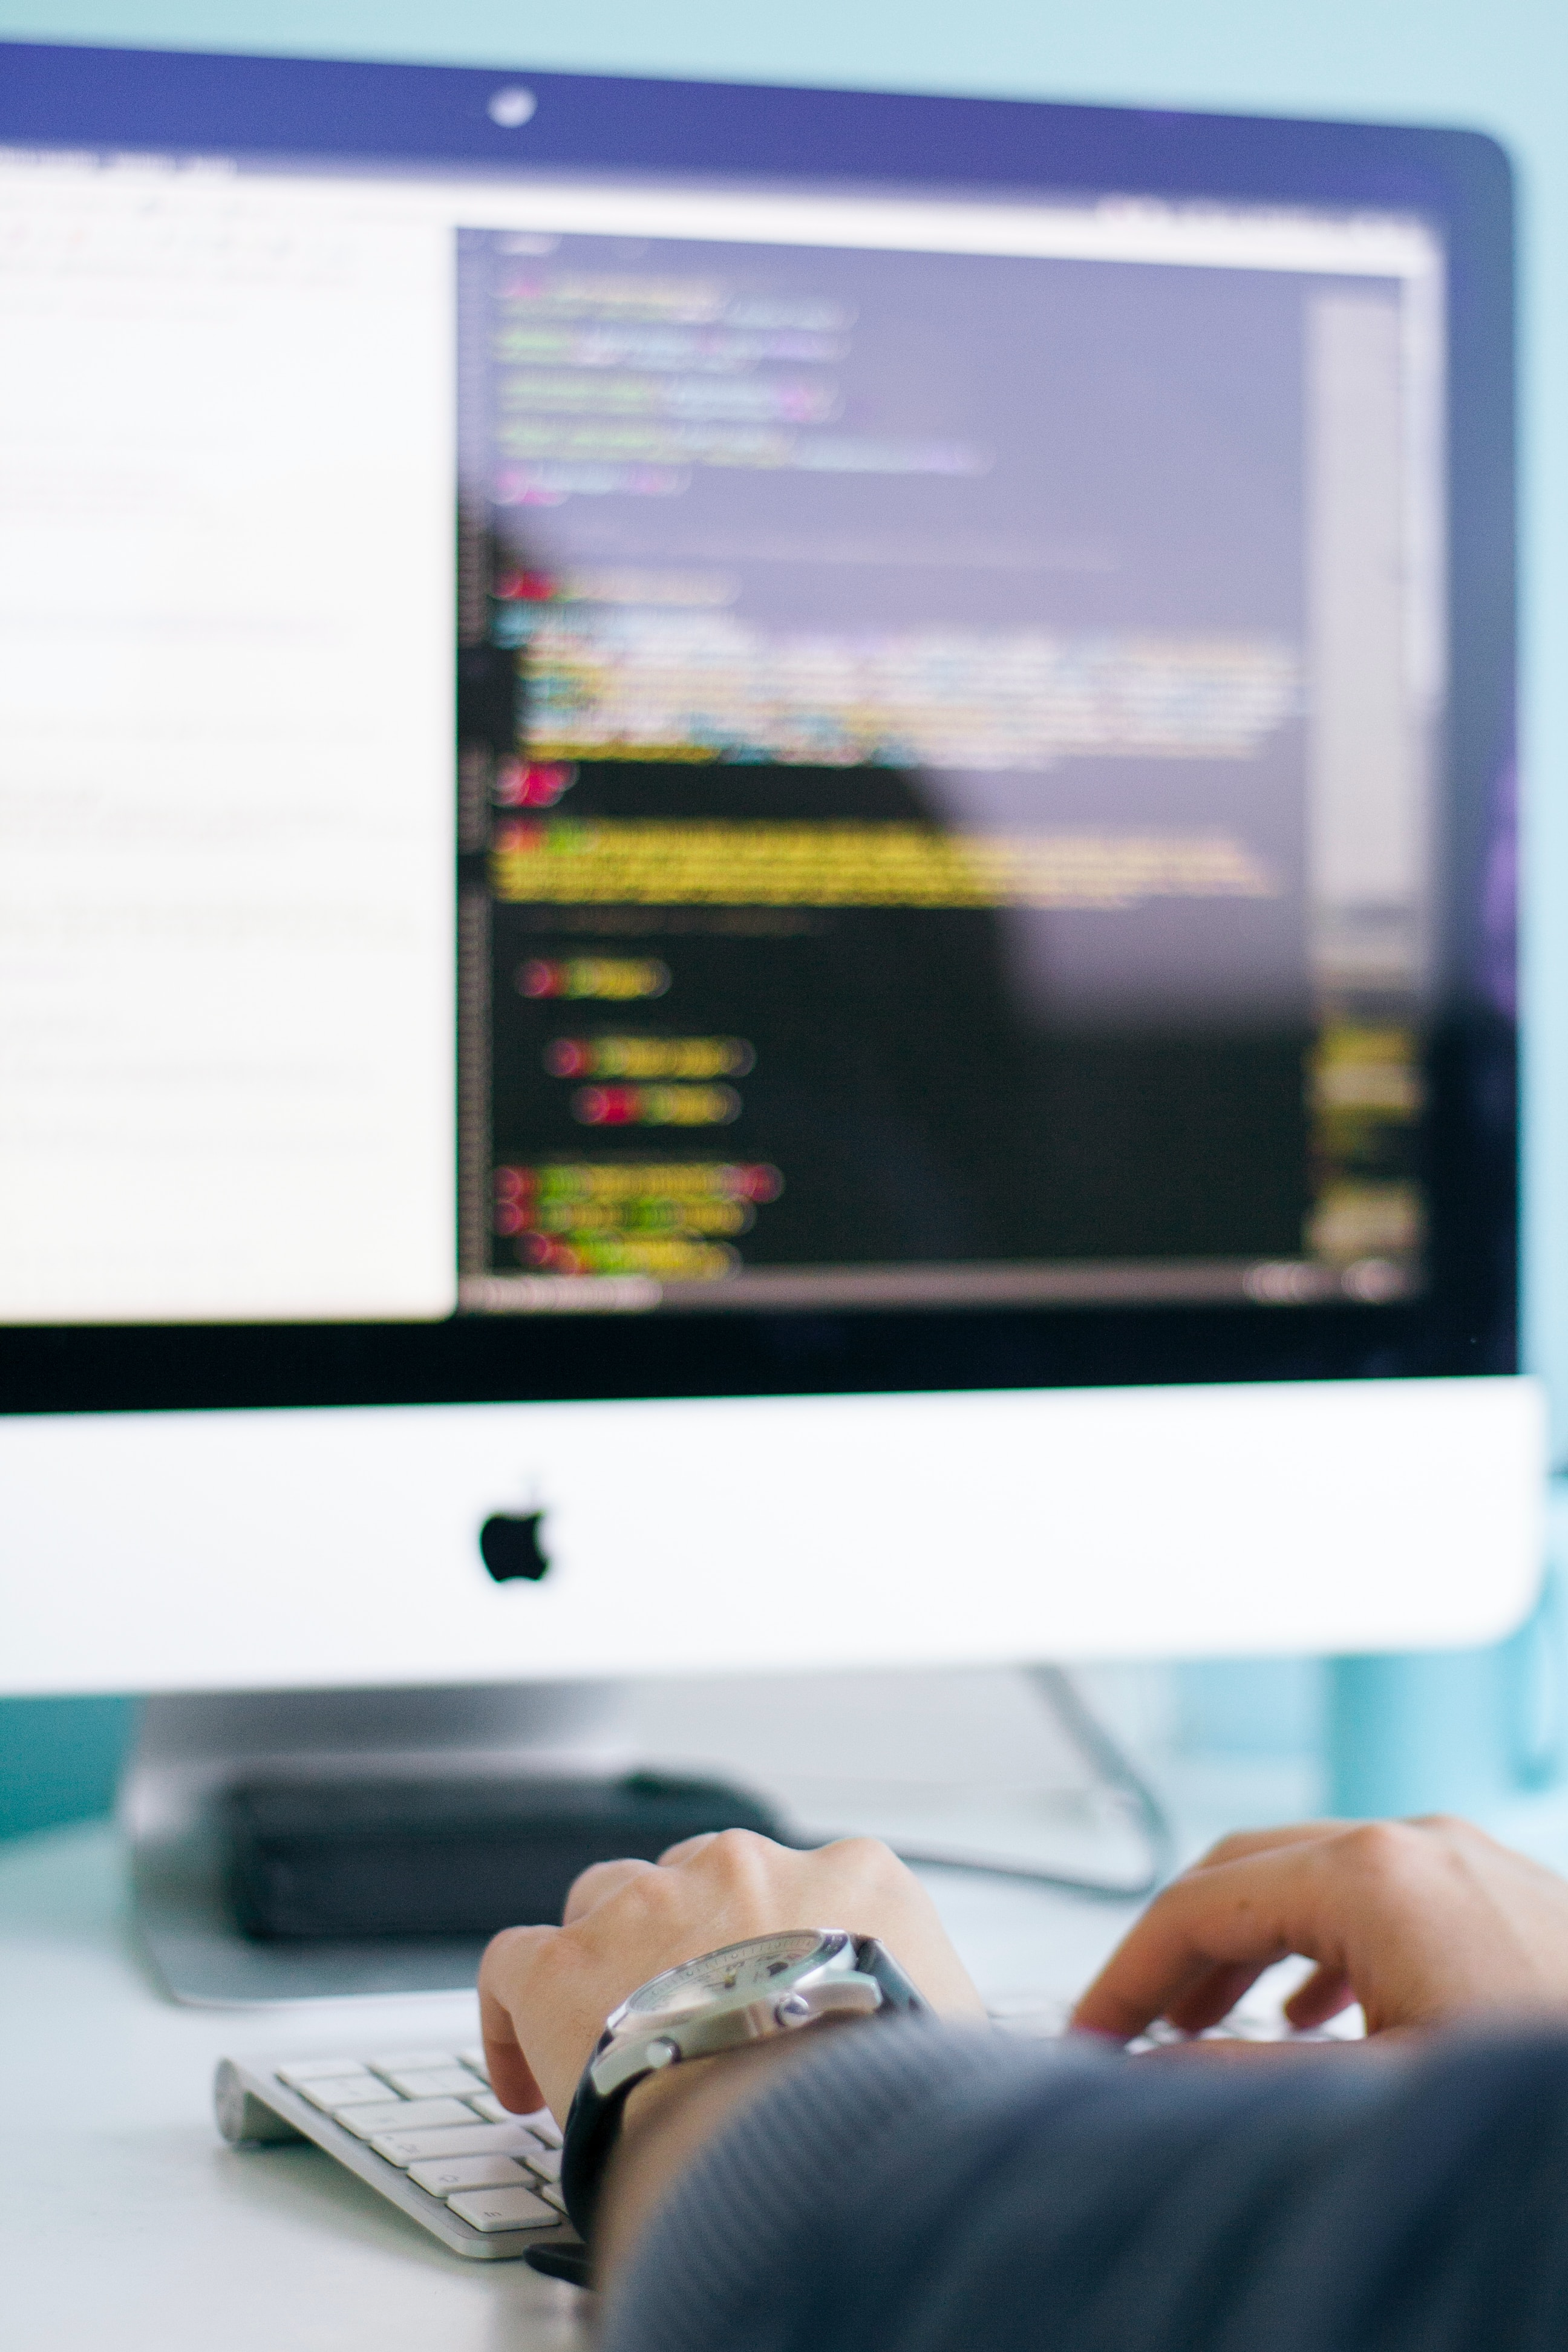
(0, 45, 1519, 1432)
(0, 165, 1448, 1335)
(455, 195, 1441, 1324)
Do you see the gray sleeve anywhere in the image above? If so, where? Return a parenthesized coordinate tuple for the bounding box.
(600, 2019, 1568, 2352)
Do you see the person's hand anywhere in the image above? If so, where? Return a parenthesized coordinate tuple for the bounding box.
(479, 1826, 984, 2125)
(1072, 1815, 1568, 2045)
(479, 1829, 984, 2281)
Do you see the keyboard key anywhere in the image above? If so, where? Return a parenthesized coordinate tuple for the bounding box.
(275, 2059, 372, 2086)
(376, 2067, 488, 2100)
(408, 2154, 533, 2198)
(371, 2121, 540, 2167)
(523, 2143, 562, 2183)
(366, 2049, 459, 2072)
(457, 2089, 562, 2132)
(299, 2077, 402, 2112)
(338, 2099, 480, 2140)
(459, 2048, 491, 2082)
(448, 2185, 558, 2234)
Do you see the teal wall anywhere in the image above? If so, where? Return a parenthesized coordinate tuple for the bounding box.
(0, 1694, 137, 1837)
(2, 1, 1564, 1833)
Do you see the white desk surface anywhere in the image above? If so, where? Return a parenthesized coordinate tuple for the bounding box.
(2, 1824, 586, 2350)
(21, 1727, 1566, 2351)
(1, 1814, 1155, 2351)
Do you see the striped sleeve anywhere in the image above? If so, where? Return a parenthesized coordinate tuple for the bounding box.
(601, 2019, 1568, 2352)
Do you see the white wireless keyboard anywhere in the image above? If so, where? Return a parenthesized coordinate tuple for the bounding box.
(214, 1998, 1357, 2270)
(214, 2042, 583, 2266)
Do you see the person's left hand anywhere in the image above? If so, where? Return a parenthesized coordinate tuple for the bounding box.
(479, 1826, 985, 2128)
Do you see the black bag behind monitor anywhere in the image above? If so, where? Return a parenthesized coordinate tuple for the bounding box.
(224, 1769, 786, 1941)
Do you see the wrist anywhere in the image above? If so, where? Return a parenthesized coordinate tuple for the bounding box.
(564, 1926, 926, 2279)
(595, 2027, 843, 2287)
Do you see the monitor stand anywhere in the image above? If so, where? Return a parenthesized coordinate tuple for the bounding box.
(122, 1680, 627, 2007)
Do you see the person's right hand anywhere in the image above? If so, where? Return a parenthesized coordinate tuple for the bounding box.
(1071, 1815, 1568, 2043)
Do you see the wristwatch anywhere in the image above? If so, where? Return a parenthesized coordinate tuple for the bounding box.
(560, 1928, 924, 2242)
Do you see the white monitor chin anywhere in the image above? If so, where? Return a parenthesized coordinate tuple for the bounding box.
(0, 1376, 1545, 1696)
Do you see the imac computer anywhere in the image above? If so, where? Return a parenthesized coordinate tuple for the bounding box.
(0, 42, 1544, 1991)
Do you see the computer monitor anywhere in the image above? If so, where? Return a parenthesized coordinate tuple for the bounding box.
(0, 42, 1544, 1700)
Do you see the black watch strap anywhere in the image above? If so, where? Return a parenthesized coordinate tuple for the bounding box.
(558, 2059, 639, 2244)
(559, 1934, 921, 2247)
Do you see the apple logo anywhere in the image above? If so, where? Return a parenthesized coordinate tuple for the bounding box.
(479, 1511, 550, 1584)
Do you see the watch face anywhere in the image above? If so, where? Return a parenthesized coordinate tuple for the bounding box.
(625, 1931, 830, 2022)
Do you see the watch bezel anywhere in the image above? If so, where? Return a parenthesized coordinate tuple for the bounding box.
(606, 1929, 846, 2032)
(590, 1929, 862, 2097)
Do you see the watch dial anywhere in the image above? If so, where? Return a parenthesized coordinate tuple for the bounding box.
(627, 1931, 828, 2019)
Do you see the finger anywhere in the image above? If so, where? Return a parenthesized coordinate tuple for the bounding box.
(1184, 1823, 1347, 1873)
(1284, 1962, 1357, 2030)
(478, 1925, 553, 2113)
(562, 1855, 656, 1924)
(1163, 1961, 1273, 2033)
(1071, 1846, 1351, 2041)
(658, 1831, 720, 1866)
(1073, 1918, 1236, 2042)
